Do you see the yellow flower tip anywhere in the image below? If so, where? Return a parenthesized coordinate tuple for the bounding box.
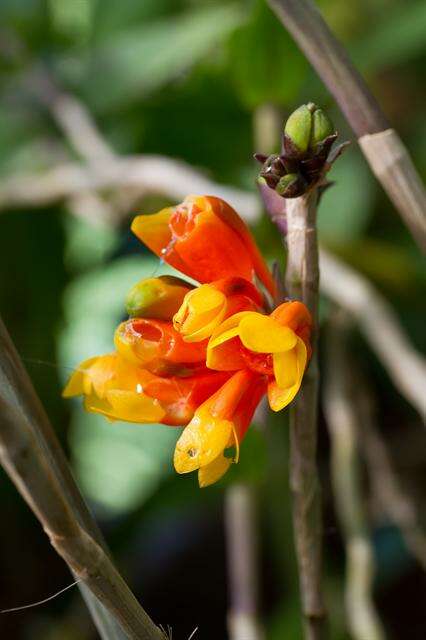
(198, 454, 232, 488)
(268, 337, 308, 412)
(62, 356, 99, 398)
(174, 410, 233, 474)
(173, 285, 227, 343)
(239, 314, 297, 353)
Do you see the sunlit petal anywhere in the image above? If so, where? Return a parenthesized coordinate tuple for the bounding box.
(239, 314, 297, 353)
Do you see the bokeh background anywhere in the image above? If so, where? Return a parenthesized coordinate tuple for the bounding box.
(0, 0, 425, 638)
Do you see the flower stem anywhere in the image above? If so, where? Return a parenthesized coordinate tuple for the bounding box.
(284, 190, 325, 640)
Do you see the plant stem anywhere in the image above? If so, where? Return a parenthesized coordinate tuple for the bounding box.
(323, 312, 384, 640)
(266, 0, 426, 251)
(284, 190, 325, 640)
(0, 316, 164, 640)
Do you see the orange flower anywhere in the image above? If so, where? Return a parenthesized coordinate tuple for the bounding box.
(63, 353, 230, 426)
(64, 194, 312, 487)
(174, 370, 267, 486)
(207, 301, 312, 412)
(131, 195, 276, 297)
(114, 317, 207, 376)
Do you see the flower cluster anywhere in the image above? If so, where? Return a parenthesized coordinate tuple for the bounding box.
(64, 195, 312, 486)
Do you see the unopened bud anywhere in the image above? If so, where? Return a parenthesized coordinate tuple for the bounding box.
(126, 276, 192, 319)
(284, 104, 314, 156)
(276, 173, 307, 198)
(309, 108, 335, 150)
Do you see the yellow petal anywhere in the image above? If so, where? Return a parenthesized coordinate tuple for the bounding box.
(105, 390, 166, 423)
(131, 208, 173, 256)
(268, 338, 307, 411)
(175, 285, 227, 342)
(198, 455, 232, 487)
(239, 314, 297, 353)
(174, 410, 233, 474)
(62, 356, 98, 397)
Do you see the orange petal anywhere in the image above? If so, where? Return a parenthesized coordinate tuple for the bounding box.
(206, 196, 276, 297)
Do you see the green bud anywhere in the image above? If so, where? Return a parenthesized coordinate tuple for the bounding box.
(309, 108, 334, 150)
(284, 104, 313, 154)
(125, 275, 192, 319)
(276, 173, 307, 198)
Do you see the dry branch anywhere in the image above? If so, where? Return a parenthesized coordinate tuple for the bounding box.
(0, 316, 164, 640)
(319, 249, 426, 417)
(323, 313, 384, 640)
(0, 156, 260, 222)
(266, 0, 426, 251)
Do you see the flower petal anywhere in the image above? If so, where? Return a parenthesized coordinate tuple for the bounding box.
(62, 356, 98, 397)
(198, 454, 232, 488)
(239, 314, 297, 353)
(268, 338, 307, 411)
(174, 414, 233, 473)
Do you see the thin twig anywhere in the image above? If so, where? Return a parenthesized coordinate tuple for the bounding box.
(225, 484, 265, 640)
(0, 156, 260, 222)
(323, 312, 384, 640)
(281, 190, 326, 640)
(319, 249, 426, 417)
(0, 316, 165, 640)
(265, 0, 426, 251)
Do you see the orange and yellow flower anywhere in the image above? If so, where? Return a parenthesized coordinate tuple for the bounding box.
(64, 195, 312, 487)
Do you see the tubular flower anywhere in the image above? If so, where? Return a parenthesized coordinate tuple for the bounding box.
(114, 317, 207, 376)
(64, 194, 312, 487)
(174, 370, 267, 487)
(131, 195, 276, 297)
(173, 277, 263, 343)
(207, 301, 312, 412)
(63, 353, 230, 426)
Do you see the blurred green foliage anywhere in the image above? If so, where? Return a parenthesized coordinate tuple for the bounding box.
(1, 0, 425, 638)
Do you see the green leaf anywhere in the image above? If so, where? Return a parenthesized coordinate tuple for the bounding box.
(80, 4, 244, 110)
(229, 0, 308, 108)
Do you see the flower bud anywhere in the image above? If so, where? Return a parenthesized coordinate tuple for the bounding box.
(309, 108, 335, 151)
(125, 276, 192, 320)
(284, 103, 315, 156)
(276, 173, 307, 199)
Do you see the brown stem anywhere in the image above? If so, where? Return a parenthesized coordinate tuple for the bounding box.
(266, 0, 426, 251)
(284, 191, 326, 640)
(0, 316, 164, 640)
